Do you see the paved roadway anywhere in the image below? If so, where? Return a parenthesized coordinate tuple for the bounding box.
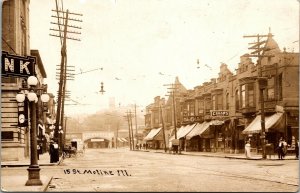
(2, 148, 299, 192)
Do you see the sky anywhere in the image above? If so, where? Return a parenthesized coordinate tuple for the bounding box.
(29, 0, 299, 116)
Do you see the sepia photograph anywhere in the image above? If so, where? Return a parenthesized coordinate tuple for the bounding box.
(1, 0, 299, 192)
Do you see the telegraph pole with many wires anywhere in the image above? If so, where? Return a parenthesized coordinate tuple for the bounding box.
(129, 110, 135, 150)
(160, 105, 167, 152)
(243, 30, 274, 159)
(50, 0, 82, 153)
(124, 113, 132, 150)
(124, 111, 134, 150)
(164, 83, 180, 139)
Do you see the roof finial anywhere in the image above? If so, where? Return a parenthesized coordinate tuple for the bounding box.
(268, 27, 273, 37)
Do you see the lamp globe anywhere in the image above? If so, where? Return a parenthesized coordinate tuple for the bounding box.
(27, 76, 38, 86)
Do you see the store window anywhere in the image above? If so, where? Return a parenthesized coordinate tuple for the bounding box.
(1, 131, 14, 141)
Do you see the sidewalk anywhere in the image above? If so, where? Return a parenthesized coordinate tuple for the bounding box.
(1, 153, 62, 192)
(1, 153, 62, 167)
(137, 149, 298, 160)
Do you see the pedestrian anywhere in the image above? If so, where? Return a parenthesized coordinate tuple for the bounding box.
(282, 139, 288, 158)
(139, 143, 142, 150)
(277, 137, 284, 160)
(49, 140, 59, 163)
(145, 143, 148, 150)
(49, 140, 55, 163)
(295, 140, 299, 159)
(244, 140, 251, 159)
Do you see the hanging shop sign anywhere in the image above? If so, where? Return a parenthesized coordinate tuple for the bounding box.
(1, 51, 35, 77)
(210, 110, 229, 117)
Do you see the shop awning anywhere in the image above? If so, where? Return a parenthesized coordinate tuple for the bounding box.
(121, 138, 128, 142)
(169, 123, 196, 141)
(242, 113, 284, 134)
(209, 120, 225, 126)
(143, 128, 162, 141)
(117, 138, 124, 142)
(186, 122, 210, 140)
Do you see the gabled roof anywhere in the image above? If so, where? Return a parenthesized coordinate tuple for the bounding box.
(165, 76, 187, 106)
(263, 33, 281, 55)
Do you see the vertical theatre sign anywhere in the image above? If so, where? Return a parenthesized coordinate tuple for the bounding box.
(1, 51, 35, 77)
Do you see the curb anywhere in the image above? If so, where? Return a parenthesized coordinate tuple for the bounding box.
(138, 150, 298, 161)
(42, 176, 53, 192)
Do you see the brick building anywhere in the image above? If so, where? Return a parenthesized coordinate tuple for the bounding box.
(144, 33, 299, 154)
(1, 0, 54, 161)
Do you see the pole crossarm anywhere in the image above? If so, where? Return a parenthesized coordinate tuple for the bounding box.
(51, 15, 83, 22)
(243, 32, 273, 160)
(51, 9, 83, 16)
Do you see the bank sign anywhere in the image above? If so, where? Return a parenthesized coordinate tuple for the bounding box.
(1, 51, 35, 77)
(210, 110, 229, 117)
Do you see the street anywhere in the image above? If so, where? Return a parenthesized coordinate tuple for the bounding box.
(2, 148, 298, 192)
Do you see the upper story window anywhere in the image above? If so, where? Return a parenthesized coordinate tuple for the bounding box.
(266, 77, 275, 100)
(212, 94, 223, 110)
(241, 85, 246, 108)
(212, 95, 216, 110)
(240, 83, 255, 108)
(248, 83, 254, 107)
(278, 73, 283, 100)
(225, 93, 229, 110)
(216, 94, 223, 110)
(235, 90, 239, 111)
(198, 99, 204, 115)
(204, 97, 211, 113)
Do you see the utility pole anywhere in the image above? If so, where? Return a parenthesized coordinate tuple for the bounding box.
(243, 31, 274, 159)
(125, 111, 134, 150)
(160, 105, 167, 152)
(164, 83, 180, 139)
(50, 1, 82, 154)
(134, 104, 138, 145)
(129, 110, 135, 150)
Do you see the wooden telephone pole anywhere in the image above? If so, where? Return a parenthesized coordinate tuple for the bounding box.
(125, 111, 135, 150)
(164, 83, 180, 139)
(243, 30, 274, 159)
(160, 105, 167, 152)
(50, 0, 82, 152)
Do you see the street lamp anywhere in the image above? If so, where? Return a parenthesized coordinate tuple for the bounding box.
(16, 76, 50, 186)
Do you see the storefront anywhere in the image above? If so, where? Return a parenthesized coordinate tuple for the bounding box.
(242, 112, 285, 153)
(186, 122, 210, 151)
(169, 123, 196, 151)
(143, 128, 164, 149)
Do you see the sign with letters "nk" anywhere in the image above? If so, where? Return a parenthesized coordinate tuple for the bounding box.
(1, 51, 35, 77)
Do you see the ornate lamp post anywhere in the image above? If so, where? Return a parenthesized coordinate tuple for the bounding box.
(16, 76, 50, 186)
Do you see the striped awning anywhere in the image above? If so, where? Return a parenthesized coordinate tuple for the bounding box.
(169, 123, 196, 141)
(242, 113, 284, 134)
(186, 122, 210, 140)
(143, 128, 162, 141)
